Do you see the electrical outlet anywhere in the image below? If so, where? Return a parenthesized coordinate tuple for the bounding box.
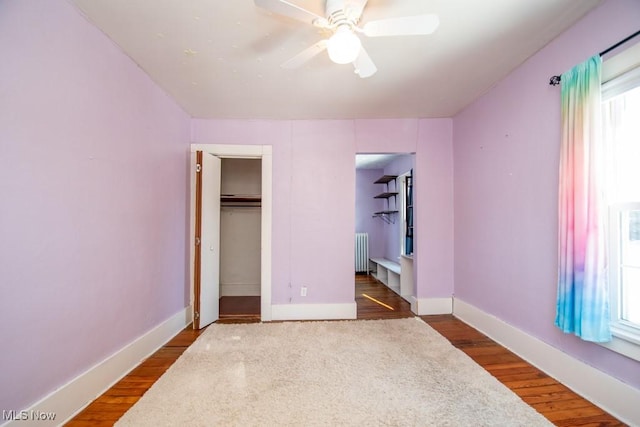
(300, 286, 307, 297)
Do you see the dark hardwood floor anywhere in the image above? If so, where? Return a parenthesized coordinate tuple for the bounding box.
(219, 295, 261, 322)
(355, 273, 414, 319)
(66, 275, 624, 426)
(423, 315, 625, 426)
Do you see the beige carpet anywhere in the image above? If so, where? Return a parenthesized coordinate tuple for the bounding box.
(116, 318, 551, 426)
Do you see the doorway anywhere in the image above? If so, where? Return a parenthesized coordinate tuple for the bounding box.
(355, 153, 415, 307)
(219, 158, 262, 321)
(190, 144, 272, 329)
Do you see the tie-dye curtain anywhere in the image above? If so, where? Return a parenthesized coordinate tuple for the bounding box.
(555, 55, 611, 342)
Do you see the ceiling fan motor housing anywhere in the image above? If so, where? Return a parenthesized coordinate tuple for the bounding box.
(326, 0, 358, 29)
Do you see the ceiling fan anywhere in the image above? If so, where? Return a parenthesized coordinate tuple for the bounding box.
(254, 0, 439, 78)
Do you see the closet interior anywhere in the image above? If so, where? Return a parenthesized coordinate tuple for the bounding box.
(219, 158, 262, 320)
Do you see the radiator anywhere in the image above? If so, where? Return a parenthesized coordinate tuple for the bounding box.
(355, 233, 369, 273)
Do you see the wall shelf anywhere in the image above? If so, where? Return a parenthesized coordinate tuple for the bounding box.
(373, 175, 398, 223)
(373, 210, 398, 224)
(374, 192, 398, 199)
(374, 175, 398, 184)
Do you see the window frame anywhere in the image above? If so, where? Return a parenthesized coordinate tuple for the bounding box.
(599, 52, 640, 361)
(398, 171, 413, 257)
(607, 203, 640, 345)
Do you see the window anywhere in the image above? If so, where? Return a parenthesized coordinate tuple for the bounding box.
(399, 170, 413, 256)
(601, 63, 640, 356)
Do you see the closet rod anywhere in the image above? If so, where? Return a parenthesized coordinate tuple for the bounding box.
(548, 29, 640, 86)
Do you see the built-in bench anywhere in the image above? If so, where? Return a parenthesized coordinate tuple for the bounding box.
(369, 258, 401, 295)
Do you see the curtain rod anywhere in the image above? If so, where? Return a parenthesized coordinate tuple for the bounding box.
(549, 29, 640, 86)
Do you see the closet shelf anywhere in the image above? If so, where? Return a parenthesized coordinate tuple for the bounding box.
(221, 194, 261, 207)
(221, 194, 261, 203)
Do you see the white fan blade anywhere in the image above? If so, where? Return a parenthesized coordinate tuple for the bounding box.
(362, 14, 439, 37)
(325, 0, 345, 15)
(353, 46, 376, 78)
(281, 40, 328, 69)
(255, 0, 325, 26)
(345, 0, 368, 21)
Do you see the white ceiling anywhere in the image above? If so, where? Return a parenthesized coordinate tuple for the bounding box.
(70, 0, 601, 120)
(355, 153, 407, 169)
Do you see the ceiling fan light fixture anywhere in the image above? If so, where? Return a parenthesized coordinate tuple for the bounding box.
(327, 26, 361, 64)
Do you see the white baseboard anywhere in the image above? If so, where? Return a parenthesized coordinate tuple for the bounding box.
(271, 303, 357, 321)
(1, 307, 192, 427)
(411, 297, 453, 315)
(220, 283, 260, 297)
(453, 299, 640, 427)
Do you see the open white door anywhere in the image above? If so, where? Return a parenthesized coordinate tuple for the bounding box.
(193, 151, 221, 329)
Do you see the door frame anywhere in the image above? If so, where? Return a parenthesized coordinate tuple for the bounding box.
(354, 152, 416, 304)
(190, 144, 273, 322)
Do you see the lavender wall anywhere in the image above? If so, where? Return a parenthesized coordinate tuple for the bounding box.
(0, 0, 190, 413)
(414, 120, 454, 299)
(355, 169, 386, 259)
(453, 0, 640, 389)
(291, 121, 356, 303)
(192, 118, 454, 304)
